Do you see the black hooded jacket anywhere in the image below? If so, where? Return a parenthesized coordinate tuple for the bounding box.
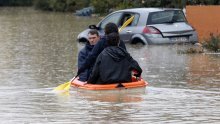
(77, 36, 126, 76)
(87, 46, 142, 84)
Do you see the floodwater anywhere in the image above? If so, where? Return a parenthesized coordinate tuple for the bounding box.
(0, 7, 219, 123)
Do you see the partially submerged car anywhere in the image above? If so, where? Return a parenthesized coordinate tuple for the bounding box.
(77, 8, 198, 45)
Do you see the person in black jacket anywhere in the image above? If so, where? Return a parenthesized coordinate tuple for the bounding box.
(78, 29, 100, 81)
(77, 23, 127, 77)
(87, 32, 142, 84)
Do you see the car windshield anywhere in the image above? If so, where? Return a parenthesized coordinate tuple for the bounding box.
(147, 10, 187, 25)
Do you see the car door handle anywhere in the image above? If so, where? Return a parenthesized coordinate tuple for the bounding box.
(126, 30, 132, 33)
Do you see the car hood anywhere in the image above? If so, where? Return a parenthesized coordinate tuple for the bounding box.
(150, 22, 193, 33)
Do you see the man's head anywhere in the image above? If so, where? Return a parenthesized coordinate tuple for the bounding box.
(104, 23, 119, 35)
(107, 32, 120, 46)
(88, 29, 100, 45)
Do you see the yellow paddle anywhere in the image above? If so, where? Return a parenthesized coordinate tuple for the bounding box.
(53, 76, 77, 92)
(119, 15, 134, 32)
(53, 15, 135, 92)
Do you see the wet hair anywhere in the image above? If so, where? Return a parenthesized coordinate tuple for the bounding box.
(106, 32, 119, 46)
(88, 29, 99, 36)
(104, 23, 119, 35)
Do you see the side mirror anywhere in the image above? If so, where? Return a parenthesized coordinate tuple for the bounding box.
(89, 25, 100, 30)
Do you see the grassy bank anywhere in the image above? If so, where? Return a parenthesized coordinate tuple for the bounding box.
(203, 33, 220, 52)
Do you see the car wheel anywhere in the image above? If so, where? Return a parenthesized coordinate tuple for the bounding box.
(131, 38, 146, 45)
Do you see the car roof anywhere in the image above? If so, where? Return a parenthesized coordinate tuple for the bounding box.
(116, 8, 181, 13)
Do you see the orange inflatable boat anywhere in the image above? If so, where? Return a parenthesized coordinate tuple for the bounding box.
(71, 77, 148, 90)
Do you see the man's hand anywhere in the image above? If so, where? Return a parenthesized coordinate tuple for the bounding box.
(133, 70, 141, 78)
(134, 73, 141, 78)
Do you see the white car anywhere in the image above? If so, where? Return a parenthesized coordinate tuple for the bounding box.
(77, 8, 198, 45)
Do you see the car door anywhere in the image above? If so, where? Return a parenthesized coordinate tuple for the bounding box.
(97, 12, 123, 35)
(118, 13, 140, 43)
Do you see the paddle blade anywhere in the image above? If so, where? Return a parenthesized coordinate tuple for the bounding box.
(119, 15, 134, 32)
(63, 81, 71, 91)
(53, 81, 70, 91)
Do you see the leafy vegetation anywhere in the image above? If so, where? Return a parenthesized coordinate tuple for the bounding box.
(1, 0, 220, 13)
(203, 33, 220, 52)
(33, 0, 90, 12)
(0, 0, 32, 6)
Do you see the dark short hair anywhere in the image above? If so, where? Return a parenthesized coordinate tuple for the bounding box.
(88, 29, 99, 36)
(104, 23, 119, 35)
(106, 32, 119, 46)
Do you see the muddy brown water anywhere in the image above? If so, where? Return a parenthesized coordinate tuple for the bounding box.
(0, 7, 219, 123)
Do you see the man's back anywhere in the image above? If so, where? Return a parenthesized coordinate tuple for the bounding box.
(88, 46, 142, 84)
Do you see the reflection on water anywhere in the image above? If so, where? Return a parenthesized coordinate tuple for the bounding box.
(127, 44, 220, 91)
(2, 86, 219, 123)
(0, 7, 219, 123)
(72, 88, 146, 103)
(187, 54, 220, 90)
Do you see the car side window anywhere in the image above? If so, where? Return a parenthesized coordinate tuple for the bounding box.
(119, 13, 139, 27)
(99, 12, 122, 29)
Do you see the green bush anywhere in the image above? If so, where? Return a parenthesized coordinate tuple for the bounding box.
(203, 33, 220, 52)
(0, 0, 33, 6)
(33, 0, 51, 10)
(33, 0, 89, 12)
